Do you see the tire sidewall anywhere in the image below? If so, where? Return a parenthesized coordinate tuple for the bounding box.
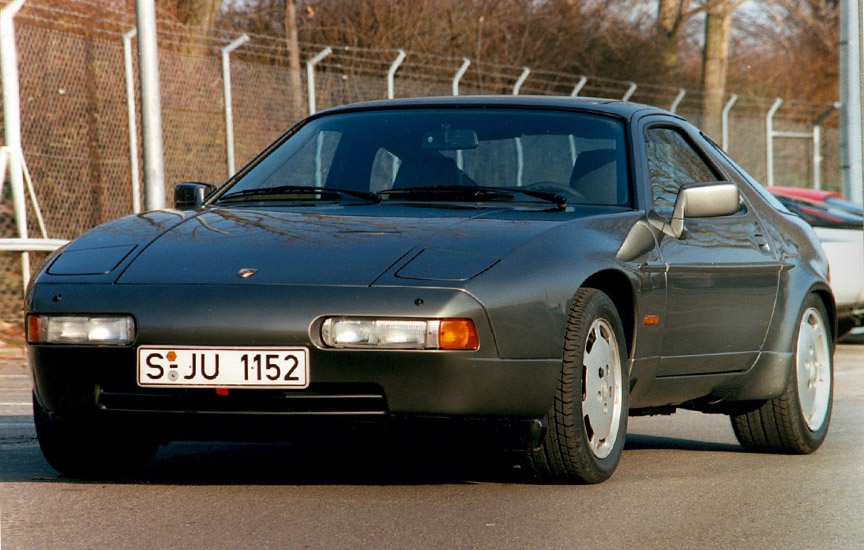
(788, 294, 833, 450)
(568, 291, 630, 478)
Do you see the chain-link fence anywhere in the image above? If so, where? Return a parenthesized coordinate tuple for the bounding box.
(0, 6, 841, 322)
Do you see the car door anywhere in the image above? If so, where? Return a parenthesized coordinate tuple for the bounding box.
(640, 118, 781, 376)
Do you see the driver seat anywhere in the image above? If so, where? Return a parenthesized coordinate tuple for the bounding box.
(569, 148, 619, 205)
(392, 153, 461, 189)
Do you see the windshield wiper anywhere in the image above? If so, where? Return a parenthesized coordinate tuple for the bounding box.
(217, 186, 381, 204)
(379, 185, 566, 210)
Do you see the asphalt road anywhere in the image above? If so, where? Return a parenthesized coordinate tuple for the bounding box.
(2, 345, 863, 549)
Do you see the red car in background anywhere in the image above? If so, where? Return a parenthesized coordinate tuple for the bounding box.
(769, 186, 863, 218)
(769, 187, 864, 337)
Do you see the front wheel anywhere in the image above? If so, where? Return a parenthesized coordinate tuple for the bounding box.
(730, 294, 833, 454)
(526, 288, 629, 483)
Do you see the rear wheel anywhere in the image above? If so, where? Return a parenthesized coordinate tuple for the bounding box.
(730, 294, 832, 454)
(33, 394, 159, 478)
(526, 288, 629, 483)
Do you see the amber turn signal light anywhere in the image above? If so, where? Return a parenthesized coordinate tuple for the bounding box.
(438, 319, 479, 350)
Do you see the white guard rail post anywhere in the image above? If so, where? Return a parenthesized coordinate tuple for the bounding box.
(387, 50, 406, 100)
(766, 98, 783, 187)
(452, 58, 470, 96)
(512, 67, 531, 95)
(1, 0, 32, 290)
(123, 28, 141, 213)
(669, 88, 686, 114)
(571, 76, 588, 97)
(810, 103, 841, 190)
(222, 34, 250, 177)
(721, 93, 738, 151)
(768, 100, 838, 190)
(135, 0, 166, 211)
(306, 47, 332, 115)
(452, 58, 471, 169)
(0, 239, 68, 252)
(511, 68, 531, 187)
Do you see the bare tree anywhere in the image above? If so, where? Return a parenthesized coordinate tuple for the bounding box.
(731, 0, 838, 102)
(284, 0, 305, 117)
(700, 0, 739, 138)
(656, 0, 696, 76)
(217, 0, 837, 110)
(174, 0, 222, 32)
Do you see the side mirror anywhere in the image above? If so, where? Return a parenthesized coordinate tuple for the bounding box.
(669, 181, 740, 238)
(174, 182, 216, 209)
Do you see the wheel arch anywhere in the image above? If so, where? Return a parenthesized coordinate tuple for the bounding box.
(581, 269, 635, 357)
(810, 284, 837, 344)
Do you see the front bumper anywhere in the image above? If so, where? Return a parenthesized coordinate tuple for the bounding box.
(28, 283, 560, 430)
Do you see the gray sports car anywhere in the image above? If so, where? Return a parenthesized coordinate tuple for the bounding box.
(27, 96, 834, 483)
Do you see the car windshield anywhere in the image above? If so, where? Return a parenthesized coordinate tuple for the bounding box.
(215, 108, 630, 208)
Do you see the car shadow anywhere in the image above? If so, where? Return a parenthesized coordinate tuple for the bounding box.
(1, 436, 525, 486)
(2, 425, 744, 485)
(149, 440, 530, 485)
(624, 433, 743, 453)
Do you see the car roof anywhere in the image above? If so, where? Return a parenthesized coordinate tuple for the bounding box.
(315, 95, 672, 119)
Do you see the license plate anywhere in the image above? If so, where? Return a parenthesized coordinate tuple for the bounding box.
(137, 346, 309, 389)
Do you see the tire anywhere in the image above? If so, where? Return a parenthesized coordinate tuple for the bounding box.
(730, 294, 833, 454)
(33, 394, 159, 478)
(526, 288, 629, 483)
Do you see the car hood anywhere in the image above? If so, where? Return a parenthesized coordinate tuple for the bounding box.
(113, 205, 574, 286)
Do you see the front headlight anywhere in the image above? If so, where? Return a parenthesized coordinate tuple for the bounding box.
(321, 317, 478, 350)
(27, 315, 136, 345)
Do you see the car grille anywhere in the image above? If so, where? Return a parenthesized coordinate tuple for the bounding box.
(95, 383, 388, 416)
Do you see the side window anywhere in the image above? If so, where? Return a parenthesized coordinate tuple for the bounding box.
(646, 127, 720, 216)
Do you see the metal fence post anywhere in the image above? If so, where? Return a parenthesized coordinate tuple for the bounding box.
(387, 50, 407, 99)
(222, 34, 249, 177)
(511, 68, 531, 186)
(452, 58, 471, 169)
(813, 125, 823, 190)
(452, 58, 470, 96)
(721, 93, 738, 151)
(766, 98, 783, 187)
(811, 103, 841, 190)
(840, 0, 863, 203)
(512, 67, 531, 95)
(306, 47, 332, 115)
(0, 148, 6, 200)
(571, 76, 588, 97)
(135, 0, 166, 211)
(669, 88, 686, 114)
(1, 0, 31, 290)
(122, 28, 141, 213)
(512, 68, 531, 186)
